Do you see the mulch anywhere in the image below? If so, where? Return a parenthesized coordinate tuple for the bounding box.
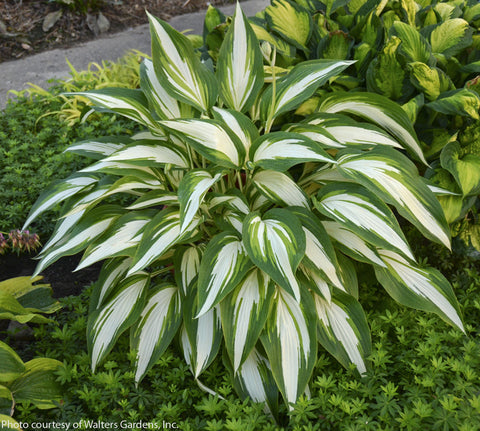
(0, 0, 231, 62)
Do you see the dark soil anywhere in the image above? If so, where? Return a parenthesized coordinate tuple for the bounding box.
(0, 252, 103, 297)
(0, 0, 233, 62)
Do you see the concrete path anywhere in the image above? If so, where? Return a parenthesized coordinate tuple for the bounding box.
(0, 0, 268, 110)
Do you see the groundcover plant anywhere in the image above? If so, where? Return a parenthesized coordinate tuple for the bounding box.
(24, 3, 465, 415)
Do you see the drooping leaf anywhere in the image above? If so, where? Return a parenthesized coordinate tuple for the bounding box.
(426, 89, 480, 120)
(243, 209, 306, 301)
(314, 290, 371, 375)
(88, 273, 149, 370)
(216, 2, 264, 112)
(65, 136, 130, 160)
(221, 269, 274, 372)
(0, 341, 25, 383)
(375, 249, 464, 332)
(131, 285, 182, 382)
(261, 288, 317, 407)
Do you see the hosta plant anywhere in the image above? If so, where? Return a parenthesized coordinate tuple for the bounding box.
(205, 0, 480, 250)
(24, 3, 465, 414)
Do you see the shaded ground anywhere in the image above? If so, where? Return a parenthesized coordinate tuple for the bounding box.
(0, 0, 232, 62)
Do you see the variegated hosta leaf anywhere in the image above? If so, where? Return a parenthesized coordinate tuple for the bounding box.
(303, 114, 404, 150)
(23, 173, 98, 229)
(315, 183, 414, 261)
(221, 269, 274, 372)
(140, 58, 181, 120)
(178, 169, 223, 233)
(147, 12, 217, 111)
(259, 59, 354, 125)
(243, 209, 305, 301)
(129, 208, 199, 275)
(319, 92, 427, 164)
(100, 140, 189, 168)
(322, 221, 386, 268)
(34, 205, 124, 276)
(216, 2, 264, 112)
(298, 265, 332, 303)
(375, 249, 464, 332)
(65, 136, 130, 160)
(174, 245, 203, 295)
(285, 123, 342, 149)
(208, 190, 250, 215)
(252, 169, 309, 209)
(260, 288, 316, 407)
(127, 190, 179, 210)
(250, 132, 335, 171)
(197, 232, 252, 317)
(212, 107, 260, 157)
(77, 211, 155, 271)
(286, 206, 344, 292)
(88, 273, 149, 371)
(89, 257, 133, 311)
(313, 290, 371, 376)
(66, 88, 159, 130)
(337, 147, 451, 248)
(233, 348, 279, 417)
(161, 119, 245, 169)
(182, 286, 222, 378)
(131, 285, 182, 382)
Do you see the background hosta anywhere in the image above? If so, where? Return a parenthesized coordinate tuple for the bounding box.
(204, 0, 480, 251)
(25, 3, 464, 414)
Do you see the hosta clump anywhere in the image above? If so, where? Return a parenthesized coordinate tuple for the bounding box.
(24, 4, 465, 414)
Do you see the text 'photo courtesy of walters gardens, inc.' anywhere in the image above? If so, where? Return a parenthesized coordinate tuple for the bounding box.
(0, 420, 180, 430)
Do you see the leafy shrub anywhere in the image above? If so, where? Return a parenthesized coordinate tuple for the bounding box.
(24, 4, 465, 416)
(15, 249, 480, 429)
(204, 0, 480, 249)
(0, 95, 139, 237)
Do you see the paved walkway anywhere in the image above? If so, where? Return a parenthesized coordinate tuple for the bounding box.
(0, 0, 268, 110)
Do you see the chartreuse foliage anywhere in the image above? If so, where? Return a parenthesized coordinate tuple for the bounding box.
(0, 276, 63, 419)
(203, 0, 480, 250)
(25, 3, 464, 414)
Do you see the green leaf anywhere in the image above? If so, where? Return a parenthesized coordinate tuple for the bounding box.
(216, 3, 264, 112)
(161, 119, 245, 168)
(197, 232, 252, 317)
(9, 358, 64, 409)
(0, 293, 51, 325)
(181, 286, 222, 378)
(337, 147, 451, 248)
(139, 58, 182, 120)
(131, 285, 182, 383)
(265, 0, 312, 51)
(408, 62, 454, 101)
(440, 141, 480, 196)
(429, 18, 473, 59)
(220, 268, 274, 372)
(314, 183, 414, 260)
(261, 288, 317, 407)
(147, 12, 218, 111)
(250, 131, 335, 171)
(314, 290, 371, 375)
(23, 173, 98, 229)
(391, 21, 434, 65)
(34, 205, 124, 276)
(129, 208, 199, 275)
(426, 89, 480, 120)
(375, 249, 464, 332)
(0, 341, 25, 383)
(178, 170, 222, 233)
(319, 92, 427, 164)
(78, 211, 154, 270)
(259, 60, 354, 125)
(88, 273, 149, 370)
(67, 88, 159, 130)
(252, 170, 309, 209)
(243, 209, 306, 301)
